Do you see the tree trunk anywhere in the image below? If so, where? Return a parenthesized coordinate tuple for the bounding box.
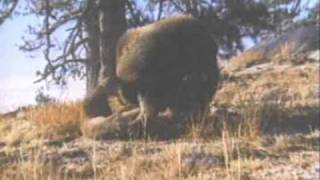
(85, 0, 101, 95)
(98, 0, 126, 96)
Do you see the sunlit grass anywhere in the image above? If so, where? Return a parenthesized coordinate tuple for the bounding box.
(25, 102, 86, 138)
(223, 51, 265, 74)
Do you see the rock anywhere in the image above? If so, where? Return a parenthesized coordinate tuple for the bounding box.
(249, 24, 319, 58)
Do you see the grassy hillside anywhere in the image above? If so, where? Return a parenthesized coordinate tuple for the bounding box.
(0, 47, 319, 179)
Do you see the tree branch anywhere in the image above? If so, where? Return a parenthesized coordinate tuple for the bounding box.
(34, 58, 87, 83)
(0, 0, 18, 25)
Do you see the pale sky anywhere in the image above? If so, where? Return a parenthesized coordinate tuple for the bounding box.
(0, 10, 85, 113)
(0, 0, 317, 113)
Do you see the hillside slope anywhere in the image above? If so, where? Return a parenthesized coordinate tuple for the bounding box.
(0, 25, 319, 179)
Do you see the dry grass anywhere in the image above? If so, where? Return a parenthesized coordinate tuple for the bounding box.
(0, 116, 41, 146)
(221, 65, 318, 108)
(0, 130, 318, 179)
(0, 102, 86, 147)
(211, 45, 320, 142)
(0, 157, 62, 180)
(0, 49, 319, 179)
(100, 143, 184, 179)
(223, 51, 265, 74)
(216, 58, 319, 135)
(276, 43, 296, 62)
(25, 102, 86, 138)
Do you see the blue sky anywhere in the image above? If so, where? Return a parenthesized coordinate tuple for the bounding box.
(0, 0, 317, 113)
(0, 11, 85, 113)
